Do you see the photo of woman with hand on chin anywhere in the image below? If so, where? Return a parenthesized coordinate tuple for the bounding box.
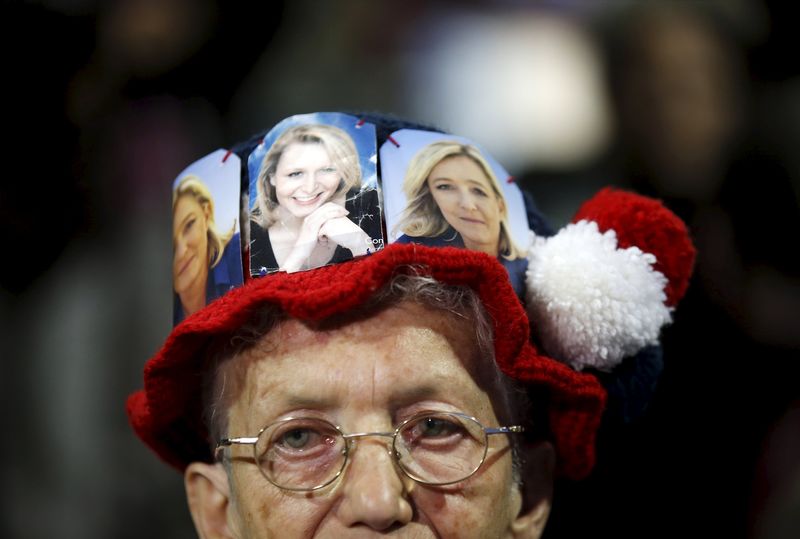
(249, 123, 380, 274)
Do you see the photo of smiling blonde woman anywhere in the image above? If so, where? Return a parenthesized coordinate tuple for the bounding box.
(395, 140, 528, 295)
(250, 123, 380, 274)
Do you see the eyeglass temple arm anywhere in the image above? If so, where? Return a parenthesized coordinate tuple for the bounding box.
(218, 437, 260, 446)
(484, 426, 525, 435)
(215, 437, 259, 460)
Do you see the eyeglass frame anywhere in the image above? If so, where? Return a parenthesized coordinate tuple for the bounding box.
(215, 411, 525, 492)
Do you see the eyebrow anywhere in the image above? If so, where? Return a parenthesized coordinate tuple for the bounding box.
(176, 212, 196, 232)
(246, 393, 338, 428)
(282, 394, 338, 410)
(386, 384, 449, 409)
(430, 176, 490, 189)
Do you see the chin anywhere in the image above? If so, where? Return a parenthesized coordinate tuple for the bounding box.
(289, 205, 321, 219)
(458, 231, 490, 245)
(176, 269, 200, 295)
(285, 196, 333, 218)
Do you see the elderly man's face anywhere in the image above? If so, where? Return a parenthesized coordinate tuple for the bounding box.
(185, 301, 552, 538)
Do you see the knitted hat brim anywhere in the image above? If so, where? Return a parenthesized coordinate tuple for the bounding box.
(126, 243, 606, 480)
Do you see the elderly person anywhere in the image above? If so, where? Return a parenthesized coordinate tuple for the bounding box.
(250, 123, 380, 274)
(172, 175, 241, 324)
(395, 140, 528, 296)
(128, 244, 604, 538)
(129, 114, 694, 538)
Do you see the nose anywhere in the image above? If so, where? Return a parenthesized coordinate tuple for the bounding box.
(302, 171, 318, 192)
(337, 438, 413, 531)
(174, 237, 188, 262)
(458, 188, 478, 211)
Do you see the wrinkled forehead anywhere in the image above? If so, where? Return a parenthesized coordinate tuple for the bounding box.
(246, 301, 483, 383)
(221, 302, 507, 423)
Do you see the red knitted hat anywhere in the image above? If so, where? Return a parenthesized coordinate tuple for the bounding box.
(127, 242, 606, 480)
(129, 112, 696, 485)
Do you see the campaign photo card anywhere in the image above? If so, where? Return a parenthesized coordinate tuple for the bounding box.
(247, 112, 383, 276)
(380, 129, 530, 298)
(172, 149, 243, 325)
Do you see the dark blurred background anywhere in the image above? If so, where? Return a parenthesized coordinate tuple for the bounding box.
(2, 1, 798, 538)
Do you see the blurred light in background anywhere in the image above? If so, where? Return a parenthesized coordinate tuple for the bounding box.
(98, 0, 217, 79)
(405, 10, 613, 171)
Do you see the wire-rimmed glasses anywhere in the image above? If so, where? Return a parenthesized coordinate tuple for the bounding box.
(216, 411, 524, 492)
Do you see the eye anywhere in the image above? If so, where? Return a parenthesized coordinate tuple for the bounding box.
(418, 416, 460, 437)
(402, 414, 466, 446)
(274, 426, 334, 451)
(433, 182, 454, 191)
(471, 187, 489, 197)
(267, 419, 341, 457)
(183, 217, 196, 234)
(319, 166, 337, 174)
(258, 419, 346, 489)
(281, 428, 312, 449)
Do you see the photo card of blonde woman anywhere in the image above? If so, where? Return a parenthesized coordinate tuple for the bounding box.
(246, 112, 383, 276)
(171, 149, 244, 326)
(380, 129, 530, 299)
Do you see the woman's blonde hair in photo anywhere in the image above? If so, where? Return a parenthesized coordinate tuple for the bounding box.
(173, 175, 235, 269)
(254, 123, 362, 228)
(395, 140, 524, 260)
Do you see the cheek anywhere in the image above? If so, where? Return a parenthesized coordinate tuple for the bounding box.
(319, 174, 340, 193)
(476, 196, 493, 213)
(232, 473, 335, 536)
(273, 178, 292, 200)
(431, 190, 456, 215)
(173, 236, 185, 262)
(189, 226, 207, 252)
(413, 482, 516, 538)
(422, 450, 519, 536)
(483, 199, 502, 225)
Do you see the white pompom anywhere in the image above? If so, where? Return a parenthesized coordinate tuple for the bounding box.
(525, 220, 671, 371)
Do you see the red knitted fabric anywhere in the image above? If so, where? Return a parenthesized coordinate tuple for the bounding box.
(126, 243, 606, 480)
(572, 187, 696, 306)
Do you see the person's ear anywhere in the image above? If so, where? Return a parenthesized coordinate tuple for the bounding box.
(269, 173, 276, 187)
(185, 461, 235, 539)
(511, 440, 555, 539)
(497, 194, 507, 216)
